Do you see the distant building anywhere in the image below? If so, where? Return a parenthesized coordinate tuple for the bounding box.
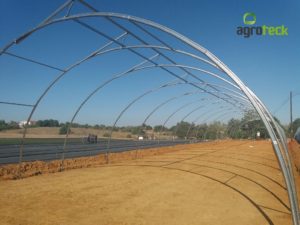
(18, 120, 36, 128)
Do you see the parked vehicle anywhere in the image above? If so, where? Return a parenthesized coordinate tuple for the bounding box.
(82, 134, 98, 144)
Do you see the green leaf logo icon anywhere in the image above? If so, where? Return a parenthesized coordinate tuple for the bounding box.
(243, 12, 256, 25)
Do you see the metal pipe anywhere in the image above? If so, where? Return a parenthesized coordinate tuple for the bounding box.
(185, 106, 234, 138)
(1, 8, 297, 223)
(195, 110, 241, 141)
(173, 100, 224, 138)
(63, 66, 251, 164)
(106, 81, 250, 153)
(192, 107, 237, 140)
(17, 32, 127, 170)
(3, 52, 65, 72)
(290, 91, 293, 137)
(156, 99, 215, 142)
(0, 101, 34, 107)
(105, 79, 183, 162)
(73, 19, 244, 110)
(61, 53, 159, 167)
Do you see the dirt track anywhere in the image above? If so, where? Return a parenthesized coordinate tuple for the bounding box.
(0, 140, 296, 225)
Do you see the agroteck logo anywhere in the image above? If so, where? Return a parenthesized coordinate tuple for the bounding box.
(237, 12, 288, 38)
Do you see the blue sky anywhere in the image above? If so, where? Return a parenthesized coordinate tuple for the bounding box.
(0, 0, 299, 126)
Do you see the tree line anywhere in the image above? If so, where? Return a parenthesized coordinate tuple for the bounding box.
(0, 120, 19, 131)
(1, 112, 300, 139)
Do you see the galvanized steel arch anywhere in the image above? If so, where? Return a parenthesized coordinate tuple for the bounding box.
(61, 63, 251, 164)
(105, 82, 250, 146)
(186, 108, 240, 140)
(1, 2, 298, 224)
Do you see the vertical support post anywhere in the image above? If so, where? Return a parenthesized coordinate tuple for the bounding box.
(290, 91, 293, 138)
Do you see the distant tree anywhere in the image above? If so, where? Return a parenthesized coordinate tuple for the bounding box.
(94, 124, 100, 129)
(274, 117, 284, 128)
(226, 119, 242, 139)
(119, 126, 128, 132)
(37, 119, 59, 127)
(169, 125, 177, 132)
(195, 124, 208, 139)
(154, 125, 167, 132)
(185, 123, 198, 139)
(59, 125, 70, 135)
(7, 121, 19, 129)
(71, 123, 80, 128)
(112, 127, 119, 132)
(205, 122, 226, 140)
(0, 120, 20, 131)
(0, 120, 7, 131)
(103, 132, 110, 137)
(291, 118, 300, 136)
(100, 124, 107, 129)
(272, 116, 288, 136)
(242, 110, 260, 123)
(131, 126, 145, 135)
(174, 121, 191, 139)
(142, 124, 152, 130)
(242, 119, 268, 139)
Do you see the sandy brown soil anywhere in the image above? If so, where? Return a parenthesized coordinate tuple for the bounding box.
(0, 127, 171, 139)
(0, 127, 132, 139)
(0, 145, 183, 180)
(0, 140, 296, 225)
(289, 140, 300, 172)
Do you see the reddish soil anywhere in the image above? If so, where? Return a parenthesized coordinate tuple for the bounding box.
(0, 140, 297, 225)
(0, 144, 185, 180)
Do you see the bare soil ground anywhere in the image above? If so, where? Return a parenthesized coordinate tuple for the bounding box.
(0, 140, 297, 225)
(0, 127, 132, 139)
(0, 127, 170, 139)
(289, 140, 300, 172)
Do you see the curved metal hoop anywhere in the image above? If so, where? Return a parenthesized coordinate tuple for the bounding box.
(1, 4, 298, 224)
